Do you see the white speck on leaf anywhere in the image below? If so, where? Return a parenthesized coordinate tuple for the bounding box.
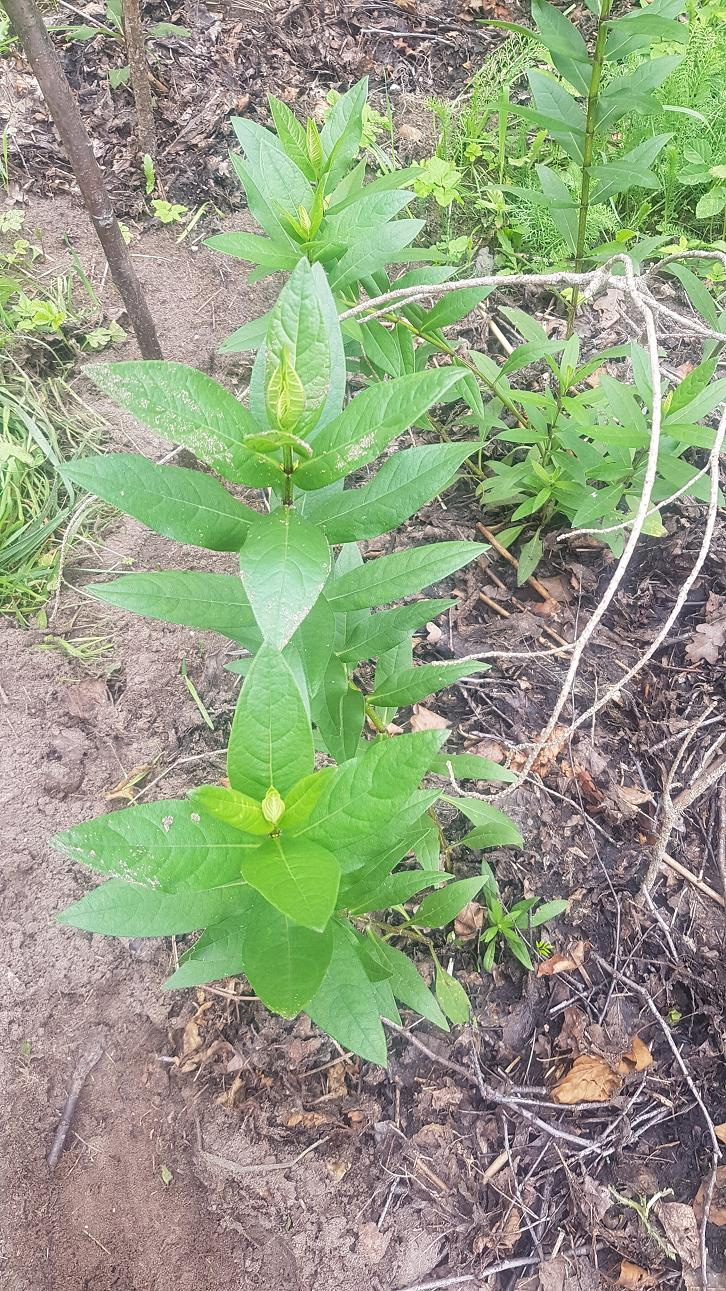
(162, 815, 173, 832)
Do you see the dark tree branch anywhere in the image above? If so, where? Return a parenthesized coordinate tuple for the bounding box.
(3, 0, 162, 359)
(122, 0, 156, 157)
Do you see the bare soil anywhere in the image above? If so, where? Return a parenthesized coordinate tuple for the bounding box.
(2, 192, 726, 1291)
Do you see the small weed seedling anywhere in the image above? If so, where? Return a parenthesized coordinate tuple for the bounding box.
(476, 860, 567, 972)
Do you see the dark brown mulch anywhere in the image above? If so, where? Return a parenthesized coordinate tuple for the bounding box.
(5, 0, 515, 215)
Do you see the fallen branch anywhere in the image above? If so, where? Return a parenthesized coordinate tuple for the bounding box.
(47, 1045, 102, 1170)
(640, 749, 726, 900)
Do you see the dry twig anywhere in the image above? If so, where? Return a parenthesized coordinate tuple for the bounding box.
(47, 1046, 102, 1170)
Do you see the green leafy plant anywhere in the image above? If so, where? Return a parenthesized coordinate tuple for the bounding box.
(476, 860, 567, 972)
(54, 254, 536, 1063)
(151, 199, 188, 226)
(413, 156, 464, 209)
(473, 317, 726, 574)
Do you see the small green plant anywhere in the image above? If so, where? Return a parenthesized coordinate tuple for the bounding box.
(50, 0, 190, 90)
(677, 141, 726, 225)
(473, 315, 726, 574)
(151, 199, 188, 226)
(413, 156, 463, 208)
(477, 860, 567, 972)
(54, 249, 537, 1064)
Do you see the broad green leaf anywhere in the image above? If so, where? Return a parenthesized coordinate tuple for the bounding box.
(227, 642, 313, 798)
(696, 187, 726, 220)
(531, 0, 591, 96)
(323, 188, 414, 243)
(604, 0, 687, 62)
(58, 878, 252, 936)
(517, 533, 543, 585)
(281, 768, 336, 830)
(368, 935, 448, 1029)
(62, 454, 253, 552)
(302, 442, 478, 544)
(240, 509, 331, 649)
(412, 876, 485, 928)
(326, 164, 423, 215)
(87, 362, 282, 488)
(369, 660, 489, 709)
(264, 259, 331, 435)
(204, 230, 299, 271)
(599, 374, 648, 436)
(432, 754, 517, 784)
(449, 796, 524, 849)
(188, 786, 270, 835)
(242, 835, 340, 930)
(53, 798, 262, 889)
(163, 918, 246, 989)
(307, 921, 388, 1064)
(284, 591, 336, 700)
(525, 71, 586, 163)
(231, 116, 313, 213)
(348, 869, 447, 914)
(419, 285, 494, 332)
(268, 95, 316, 181)
(229, 156, 300, 249)
(311, 657, 364, 762)
(412, 814, 440, 869)
(535, 165, 578, 255)
(435, 966, 471, 1025)
(374, 638, 412, 726)
(595, 57, 681, 132)
(338, 598, 454, 665)
(320, 78, 368, 187)
(295, 369, 465, 491)
(87, 571, 260, 646)
(666, 358, 718, 417)
(329, 221, 426, 291)
(589, 135, 671, 205)
(529, 899, 569, 927)
(219, 309, 273, 355)
(296, 730, 447, 870)
(325, 541, 483, 612)
(241, 891, 333, 1015)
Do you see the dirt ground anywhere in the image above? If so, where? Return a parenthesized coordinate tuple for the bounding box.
(2, 183, 726, 1291)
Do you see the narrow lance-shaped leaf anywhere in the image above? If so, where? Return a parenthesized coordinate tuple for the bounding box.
(62, 454, 254, 552)
(295, 368, 465, 491)
(241, 891, 334, 1016)
(337, 598, 455, 665)
(306, 921, 388, 1065)
(58, 878, 253, 938)
(325, 541, 483, 612)
(369, 660, 489, 709)
(86, 571, 261, 647)
(163, 918, 247, 990)
(227, 642, 314, 798)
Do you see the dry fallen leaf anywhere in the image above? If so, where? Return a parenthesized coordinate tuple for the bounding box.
(286, 1111, 331, 1129)
(694, 1165, 726, 1227)
(715, 1123, 726, 1145)
(686, 592, 726, 665)
(623, 1035, 653, 1071)
(618, 1260, 655, 1287)
(454, 900, 484, 939)
(552, 1054, 621, 1104)
(655, 1200, 700, 1271)
(537, 952, 577, 977)
(327, 1060, 349, 1098)
(325, 1157, 350, 1182)
(410, 704, 450, 731)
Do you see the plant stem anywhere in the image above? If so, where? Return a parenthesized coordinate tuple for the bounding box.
(282, 445, 294, 505)
(122, 0, 156, 157)
(567, 0, 613, 335)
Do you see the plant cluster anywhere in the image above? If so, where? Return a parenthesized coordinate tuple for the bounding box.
(50, 0, 190, 90)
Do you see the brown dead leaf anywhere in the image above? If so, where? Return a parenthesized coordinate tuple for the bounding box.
(410, 704, 450, 732)
(537, 952, 577, 977)
(64, 679, 110, 719)
(286, 1111, 331, 1129)
(618, 1261, 656, 1287)
(424, 619, 443, 645)
(715, 1123, 726, 1144)
(655, 1200, 700, 1271)
(694, 1165, 726, 1227)
(327, 1060, 348, 1098)
(552, 1054, 621, 1104)
(621, 1035, 653, 1072)
(325, 1157, 350, 1182)
(454, 900, 484, 939)
(686, 592, 726, 665)
(103, 763, 153, 802)
(398, 123, 424, 144)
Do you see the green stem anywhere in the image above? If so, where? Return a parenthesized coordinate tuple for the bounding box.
(282, 444, 294, 506)
(567, 0, 613, 335)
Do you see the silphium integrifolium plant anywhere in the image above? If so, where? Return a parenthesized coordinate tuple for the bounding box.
(55, 256, 533, 1064)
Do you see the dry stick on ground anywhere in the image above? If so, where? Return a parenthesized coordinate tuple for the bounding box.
(591, 952, 722, 1289)
(718, 779, 726, 907)
(47, 1045, 103, 1169)
(122, 0, 157, 156)
(3, 0, 162, 359)
(639, 750, 726, 900)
